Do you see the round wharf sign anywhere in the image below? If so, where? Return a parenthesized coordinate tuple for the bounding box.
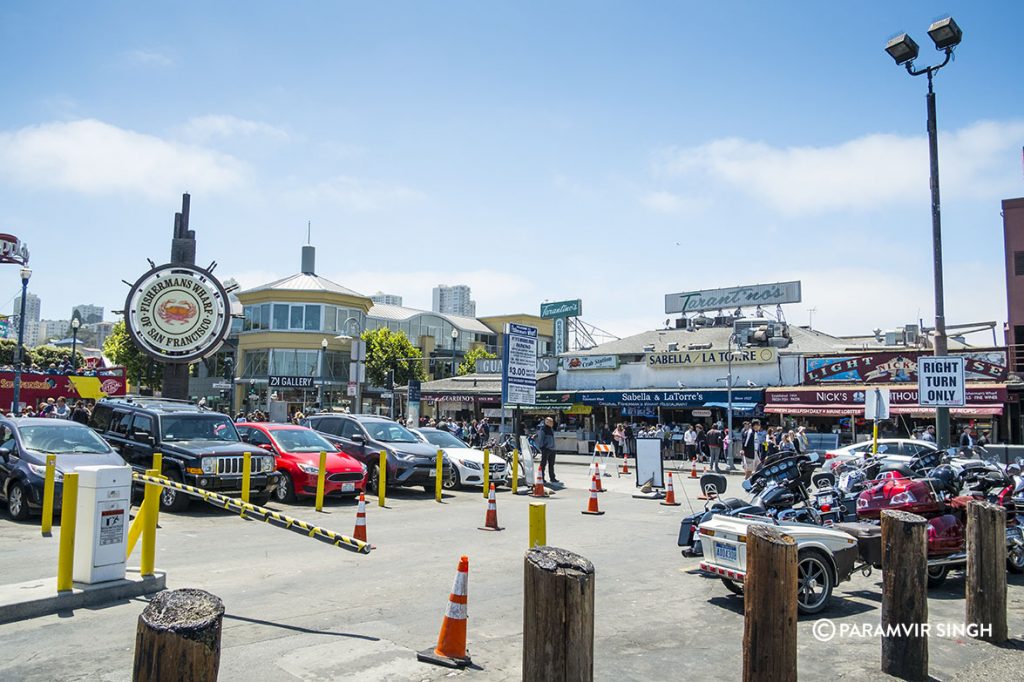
(125, 264, 231, 362)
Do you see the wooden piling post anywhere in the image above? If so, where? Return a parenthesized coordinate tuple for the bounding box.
(523, 546, 594, 682)
(881, 509, 928, 681)
(133, 588, 225, 682)
(742, 525, 797, 682)
(966, 500, 1007, 643)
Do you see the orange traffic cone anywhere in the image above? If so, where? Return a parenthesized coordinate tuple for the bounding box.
(591, 462, 605, 493)
(353, 492, 368, 542)
(689, 460, 699, 479)
(620, 453, 630, 475)
(661, 472, 681, 506)
(581, 474, 605, 515)
(479, 483, 503, 531)
(529, 460, 547, 498)
(417, 556, 472, 668)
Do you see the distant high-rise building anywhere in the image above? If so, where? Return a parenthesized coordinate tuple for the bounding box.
(370, 291, 403, 306)
(13, 292, 41, 347)
(86, 321, 115, 349)
(38, 319, 70, 343)
(72, 304, 104, 325)
(432, 284, 476, 317)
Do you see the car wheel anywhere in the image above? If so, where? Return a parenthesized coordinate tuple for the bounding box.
(366, 465, 380, 495)
(275, 473, 297, 503)
(250, 493, 271, 508)
(722, 578, 744, 596)
(7, 482, 30, 521)
(796, 551, 834, 615)
(926, 565, 949, 588)
(1008, 543, 1024, 574)
(159, 471, 190, 513)
(443, 467, 461, 490)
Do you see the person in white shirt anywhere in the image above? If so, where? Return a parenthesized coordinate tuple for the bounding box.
(683, 425, 697, 460)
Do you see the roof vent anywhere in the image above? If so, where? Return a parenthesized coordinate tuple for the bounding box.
(642, 343, 656, 352)
(301, 245, 316, 275)
(687, 342, 712, 351)
(667, 342, 680, 352)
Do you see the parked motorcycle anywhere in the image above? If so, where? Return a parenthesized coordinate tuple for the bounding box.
(678, 452, 824, 557)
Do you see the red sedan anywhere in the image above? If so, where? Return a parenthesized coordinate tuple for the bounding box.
(237, 423, 366, 503)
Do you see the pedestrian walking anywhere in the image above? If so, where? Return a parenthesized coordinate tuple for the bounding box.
(683, 425, 697, 460)
(706, 424, 724, 472)
(535, 417, 558, 484)
(741, 422, 757, 479)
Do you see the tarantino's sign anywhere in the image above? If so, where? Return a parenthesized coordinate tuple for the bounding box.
(664, 280, 801, 315)
(803, 350, 1007, 384)
(647, 347, 777, 369)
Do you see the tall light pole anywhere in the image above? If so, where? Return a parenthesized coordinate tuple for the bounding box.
(336, 316, 364, 414)
(318, 337, 328, 411)
(885, 16, 962, 449)
(11, 266, 32, 415)
(70, 311, 82, 372)
(727, 332, 736, 463)
(451, 327, 459, 378)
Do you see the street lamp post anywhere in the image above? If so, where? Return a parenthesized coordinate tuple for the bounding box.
(11, 266, 32, 415)
(319, 338, 328, 412)
(451, 328, 459, 378)
(727, 333, 736, 463)
(70, 312, 82, 372)
(885, 16, 962, 449)
(336, 317, 364, 414)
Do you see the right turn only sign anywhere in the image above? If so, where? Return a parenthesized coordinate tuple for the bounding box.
(918, 356, 966, 407)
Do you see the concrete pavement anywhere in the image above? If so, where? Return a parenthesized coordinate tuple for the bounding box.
(0, 459, 1021, 681)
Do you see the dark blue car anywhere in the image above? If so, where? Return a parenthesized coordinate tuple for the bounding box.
(0, 417, 127, 520)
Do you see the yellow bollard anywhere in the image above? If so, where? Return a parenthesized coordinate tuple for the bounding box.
(56, 472, 79, 592)
(378, 450, 387, 508)
(435, 448, 443, 503)
(140, 468, 161, 577)
(152, 452, 163, 474)
(483, 448, 490, 497)
(529, 502, 546, 548)
(511, 448, 519, 495)
(125, 504, 147, 559)
(241, 451, 252, 507)
(41, 454, 57, 537)
(315, 450, 327, 512)
(872, 420, 879, 456)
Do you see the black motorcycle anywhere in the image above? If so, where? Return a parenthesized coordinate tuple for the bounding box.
(678, 452, 824, 557)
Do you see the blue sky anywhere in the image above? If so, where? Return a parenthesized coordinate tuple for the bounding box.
(2, 1, 1023, 343)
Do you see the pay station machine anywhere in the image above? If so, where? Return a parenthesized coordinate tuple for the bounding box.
(73, 465, 132, 584)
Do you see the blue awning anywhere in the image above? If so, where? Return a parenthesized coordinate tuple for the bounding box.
(703, 402, 757, 413)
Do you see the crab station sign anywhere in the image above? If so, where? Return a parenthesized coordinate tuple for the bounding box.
(124, 263, 231, 363)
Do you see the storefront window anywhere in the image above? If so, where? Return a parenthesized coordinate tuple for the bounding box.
(304, 304, 320, 331)
(324, 350, 350, 380)
(269, 349, 319, 376)
(242, 349, 269, 377)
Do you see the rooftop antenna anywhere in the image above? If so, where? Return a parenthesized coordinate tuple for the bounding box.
(307, 220, 311, 245)
(807, 307, 816, 330)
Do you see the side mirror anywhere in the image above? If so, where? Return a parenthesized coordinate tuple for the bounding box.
(240, 433, 250, 443)
(257, 443, 275, 453)
(741, 479, 752, 492)
(352, 434, 365, 445)
(0, 447, 9, 462)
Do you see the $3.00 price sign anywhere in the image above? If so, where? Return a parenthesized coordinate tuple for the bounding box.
(503, 323, 538, 406)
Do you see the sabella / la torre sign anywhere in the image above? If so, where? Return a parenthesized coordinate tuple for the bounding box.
(665, 280, 802, 315)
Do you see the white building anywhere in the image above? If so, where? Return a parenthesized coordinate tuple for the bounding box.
(370, 291, 403, 306)
(72, 304, 104, 324)
(38, 319, 70, 343)
(432, 284, 476, 317)
(86, 321, 115, 348)
(13, 292, 41, 346)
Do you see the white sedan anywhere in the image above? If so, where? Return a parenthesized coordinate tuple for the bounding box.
(413, 428, 509, 490)
(824, 438, 937, 471)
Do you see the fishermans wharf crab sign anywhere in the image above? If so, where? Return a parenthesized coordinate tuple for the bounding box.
(124, 263, 231, 362)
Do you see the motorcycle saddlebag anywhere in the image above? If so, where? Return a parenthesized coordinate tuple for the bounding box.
(834, 522, 882, 567)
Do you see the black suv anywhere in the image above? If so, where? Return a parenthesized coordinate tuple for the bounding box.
(90, 397, 280, 511)
(302, 414, 449, 494)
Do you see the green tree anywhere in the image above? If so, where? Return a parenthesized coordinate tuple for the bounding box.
(0, 339, 27, 366)
(362, 327, 424, 387)
(457, 345, 498, 376)
(30, 344, 82, 369)
(103, 320, 163, 389)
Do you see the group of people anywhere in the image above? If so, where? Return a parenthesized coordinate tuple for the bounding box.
(739, 420, 811, 479)
(19, 396, 93, 424)
(2, 360, 100, 376)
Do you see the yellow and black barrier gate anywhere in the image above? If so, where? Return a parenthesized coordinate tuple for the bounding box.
(130, 472, 372, 555)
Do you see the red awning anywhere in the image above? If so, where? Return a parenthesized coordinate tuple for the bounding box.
(765, 404, 1003, 417)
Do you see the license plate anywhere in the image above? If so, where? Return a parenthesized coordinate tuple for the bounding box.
(342, 482, 355, 492)
(818, 495, 833, 506)
(429, 469, 436, 477)
(714, 542, 737, 563)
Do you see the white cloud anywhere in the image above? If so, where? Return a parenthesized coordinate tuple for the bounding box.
(180, 115, 290, 143)
(0, 119, 245, 199)
(124, 49, 174, 67)
(639, 190, 706, 215)
(659, 119, 1024, 215)
(295, 175, 425, 211)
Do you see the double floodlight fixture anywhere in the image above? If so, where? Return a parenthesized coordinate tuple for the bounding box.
(885, 16, 962, 66)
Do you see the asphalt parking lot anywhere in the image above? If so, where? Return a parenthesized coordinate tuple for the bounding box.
(1, 458, 1022, 681)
